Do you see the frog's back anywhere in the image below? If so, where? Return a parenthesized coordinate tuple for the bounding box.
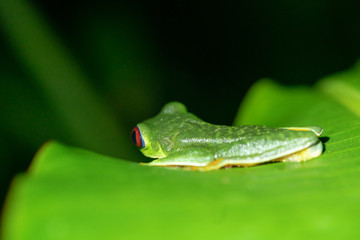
(144, 102, 280, 146)
(173, 121, 281, 149)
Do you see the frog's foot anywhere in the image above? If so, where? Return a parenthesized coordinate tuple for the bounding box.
(275, 140, 323, 163)
(191, 158, 259, 171)
(183, 159, 225, 171)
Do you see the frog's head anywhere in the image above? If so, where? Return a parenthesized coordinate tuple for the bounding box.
(131, 102, 190, 158)
(131, 123, 166, 158)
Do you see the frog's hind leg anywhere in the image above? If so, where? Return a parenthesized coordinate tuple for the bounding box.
(275, 140, 323, 163)
(194, 141, 324, 171)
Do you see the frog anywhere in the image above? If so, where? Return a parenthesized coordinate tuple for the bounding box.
(131, 102, 323, 171)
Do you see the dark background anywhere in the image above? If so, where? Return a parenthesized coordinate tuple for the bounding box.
(1, 0, 359, 206)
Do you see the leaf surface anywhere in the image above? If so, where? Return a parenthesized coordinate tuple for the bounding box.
(3, 66, 360, 239)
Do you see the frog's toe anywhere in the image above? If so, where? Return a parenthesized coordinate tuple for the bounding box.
(194, 158, 257, 171)
(192, 158, 225, 171)
(142, 159, 170, 166)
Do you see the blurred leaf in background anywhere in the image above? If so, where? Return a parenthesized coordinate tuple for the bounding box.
(0, 0, 359, 218)
(0, 0, 163, 204)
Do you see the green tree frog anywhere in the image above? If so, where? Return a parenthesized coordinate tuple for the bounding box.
(131, 102, 323, 171)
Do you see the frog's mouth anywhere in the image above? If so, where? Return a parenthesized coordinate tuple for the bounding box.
(140, 141, 166, 159)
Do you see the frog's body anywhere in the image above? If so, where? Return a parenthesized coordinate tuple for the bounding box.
(131, 102, 323, 171)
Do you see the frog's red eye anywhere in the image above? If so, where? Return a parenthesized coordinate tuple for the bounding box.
(131, 126, 145, 148)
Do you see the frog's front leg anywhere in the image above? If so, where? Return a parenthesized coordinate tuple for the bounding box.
(142, 148, 215, 168)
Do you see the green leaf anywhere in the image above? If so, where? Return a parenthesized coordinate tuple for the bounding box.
(3, 65, 360, 239)
(316, 60, 360, 117)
